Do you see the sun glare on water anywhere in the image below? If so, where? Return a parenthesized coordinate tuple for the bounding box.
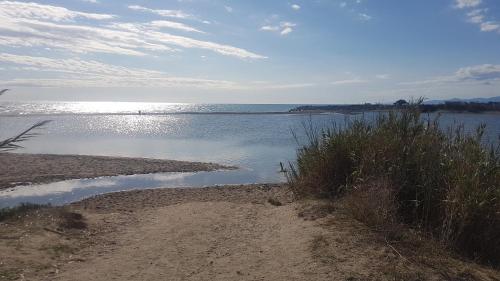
(65, 101, 190, 115)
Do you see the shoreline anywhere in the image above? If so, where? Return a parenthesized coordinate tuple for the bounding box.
(0, 153, 233, 190)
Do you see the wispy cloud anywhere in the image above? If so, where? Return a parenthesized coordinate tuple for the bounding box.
(401, 64, 500, 85)
(455, 0, 499, 33)
(291, 4, 301, 11)
(224, 6, 233, 13)
(260, 26, 279, 32)
(148, 20, 206, 34)
(330, 79, 369, 85)
(128, 5, 193, 19)
(455, 0, 481, 9)
(0, 53, 240, 88)
(358, 13, 372, 21)
(337, 1, 372, 22)
(455, 64, 500, 81)
(0, 53, 313, 90)
(250, 81, 316, 89)
(0, 1, 265, 59)
(0, 0, 115, 21)
(480, 21, 500, 32)
(260, 21, 296, 36)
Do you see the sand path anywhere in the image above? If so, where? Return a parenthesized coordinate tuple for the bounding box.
(3, 185, 498, 280)
(55, 201, 332, 281)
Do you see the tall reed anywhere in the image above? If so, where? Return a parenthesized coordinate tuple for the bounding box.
(287, 103, 500, 264)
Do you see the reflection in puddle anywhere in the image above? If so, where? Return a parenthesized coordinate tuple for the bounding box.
(0, 169, 285, 208)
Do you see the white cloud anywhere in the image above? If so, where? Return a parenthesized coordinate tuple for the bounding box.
(291, 4, 301, 11)
(148, 20, 206, 33)
(128, 5, 192, 19)
(455, 64, 500, 81)
(358, 13, 372, 21)
(480, 21, 500, 32)
(467, 9, 485, 23)
(260, 21, 296, 36)
(0, 2, 265, 59)
(0, 53, 312, 90)
(260, 25, 279, 31)
(0, 53, 239, 88)
(82, 0, 99, 3)
(330, 79, 368, 85)
(455, 0, 482, 9)
(455, 1, 500, 34)
(281, 22, 296, 28)
(280, 27, 293, 35)
(0, 1, 115, 21)
(401, 64, 500, 85)
(224, 6, 233, 13)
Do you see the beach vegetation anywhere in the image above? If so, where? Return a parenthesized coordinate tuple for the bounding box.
(0, 89, 51, 151)
(287, 101, 500, 265)
(0, 120, 51, 151)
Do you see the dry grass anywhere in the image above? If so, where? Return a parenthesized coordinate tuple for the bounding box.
(344, 178, 398, 229)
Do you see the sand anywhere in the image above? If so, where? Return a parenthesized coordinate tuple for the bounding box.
(2, 184, 499, 281)
(0, 153, 231, 190)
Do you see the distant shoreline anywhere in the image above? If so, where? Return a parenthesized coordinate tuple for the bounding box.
(289, 102, 500, 114)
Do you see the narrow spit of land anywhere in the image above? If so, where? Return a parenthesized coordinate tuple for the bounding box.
(1, 185, 499, 281)
(0, 153, 231, 190)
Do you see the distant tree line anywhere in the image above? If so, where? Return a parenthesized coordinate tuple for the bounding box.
(290, 100, 500, 113)
(419, 101, 500, 113)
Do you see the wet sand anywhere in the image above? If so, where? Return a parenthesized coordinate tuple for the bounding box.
(0, 153, 231, 190)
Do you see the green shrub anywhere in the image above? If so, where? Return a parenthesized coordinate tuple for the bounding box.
(287, 103, 500, 264)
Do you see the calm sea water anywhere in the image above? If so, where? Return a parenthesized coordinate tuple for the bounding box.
(0, 101, 300, 115)
(0, 102, 498, 207)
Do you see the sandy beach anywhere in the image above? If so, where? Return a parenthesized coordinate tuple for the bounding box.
(1, 184, 499, 281)
(2, 0, 499, 279)
(0, 153, 231, 190)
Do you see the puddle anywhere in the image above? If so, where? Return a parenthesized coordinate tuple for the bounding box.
(0, 169, 286, 208)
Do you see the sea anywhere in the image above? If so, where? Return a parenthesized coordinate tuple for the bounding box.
(1, 101, 499, 207)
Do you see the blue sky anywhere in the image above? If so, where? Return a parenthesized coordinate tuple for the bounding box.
(0, 0, 499, 103)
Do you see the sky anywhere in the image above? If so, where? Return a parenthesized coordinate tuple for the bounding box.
(0, 0, 499, 104)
